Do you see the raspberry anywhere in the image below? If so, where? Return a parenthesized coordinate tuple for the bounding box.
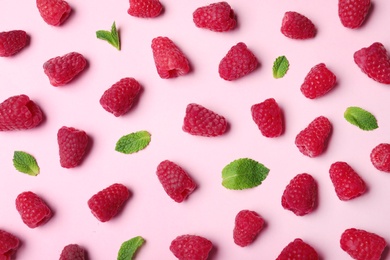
(193, 2, 237, 32)
(295, 116, 332, 158)
(182, 103, 227, 137)
(156, 160, 197, 203)
(0, 30, 28, 57)
(57, 126, 89, 168)
(276, 238, 319, 260)
(0, 94, 43, 131)
(151, 36, 190, 79)
(169, 234, 213, 260)
(281, 11, 316, 39)
(354, 42, 390, 84)
(338, 0, 371, 29)
(218, 42, 258, 81)
(127, 0, 163, 18)
(340, 228, 386, 260)
(99, 77, 141, 117)
(59, 244, 86, 260)
(300, 63, 337, 99)
(370, 143, 390, 172)
(233, 210, 265, 247)
(281, 173, 318, 216)
(329, 161, 366, 201)
(36, 0, 71, 26)
(251, 98, 283, 138)
(0, 229, 19, 259)
(15, 191, 52, 228)
(87, 183, 130, 222)
(43, 52, 87, 86)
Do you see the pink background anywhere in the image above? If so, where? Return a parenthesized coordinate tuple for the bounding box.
(1, 0, 390, 259)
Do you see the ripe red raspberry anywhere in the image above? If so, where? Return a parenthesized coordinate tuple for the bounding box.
(276, 238, 319, 260)
(0, 94, 43, 131)
(87, 183, 130, 222)
(156, 160, 196, 203)
(251, 98, 283, 138)
(295, 116, 332, 158)
(36, 0, 71, 26)
(281, 173, 318, 216)
(127, 0, 162, 18)
(370, 143, 390, 172)
(59, 244, 86, 260)
(182, 103, 227, 137)
(15, 191, 52, 228)
(0, 229, 19, 260)
(300, 63, 337, 99)
(43, 52, 87, 86)
(354, 42, 390, 84)
(193, 2, 237, 32)
(57, 126, 89, 168)
(338, 0, 371, 29)
(329, 161, 366, 201)
(0, 30, 28, 57)
(0, 95, 43, 131)
(151, 36, 190, 79)
(281, 11, 316, 39)
(170, 234, 213, 260)
(99, 77, 141, 117)
(340, 228, 386, 260)
(233, 210, 265, 247)
(218, 42, 258, 81)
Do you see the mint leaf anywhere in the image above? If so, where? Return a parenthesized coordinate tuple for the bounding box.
(96, 21, 120, 50)
(273, 55, 289, 78)
(115, 130, 151, 154)
(13, 151, 40, 176)
(117, 236, 145, 260)
(344, 106, 378, 131)
(110, 22, 120, 47)
(222, 158, 269, 190)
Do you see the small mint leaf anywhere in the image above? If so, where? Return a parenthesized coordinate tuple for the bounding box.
(96, 21, 120, 50)
(222, 158, 269, 190)
(96, 30, 113, 42)
(117, 236, 145, 260)
(111, 22, 120, 49)
(13, 151, 40, 176)
(344, 106, 378, 131)
(273, 55, 289, 79)
(115, 130, 151, 154)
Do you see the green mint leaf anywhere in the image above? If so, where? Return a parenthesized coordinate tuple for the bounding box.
(272, 55, 289, 79)
(115, 130, 151, 154)
(344, 106, 378, 131)
(117, 236, 145, 260)
(13, 151, 40, 176)
(222, 158, 269, 190)
(96, 30, 114, 44)
(96, 21, 120, 50)
(111, 22, 120, 48)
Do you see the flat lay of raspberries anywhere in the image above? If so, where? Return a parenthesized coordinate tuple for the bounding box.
(1, 0, 389, 259)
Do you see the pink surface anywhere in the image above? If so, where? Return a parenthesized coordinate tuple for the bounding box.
(1, 0, 390, 259)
